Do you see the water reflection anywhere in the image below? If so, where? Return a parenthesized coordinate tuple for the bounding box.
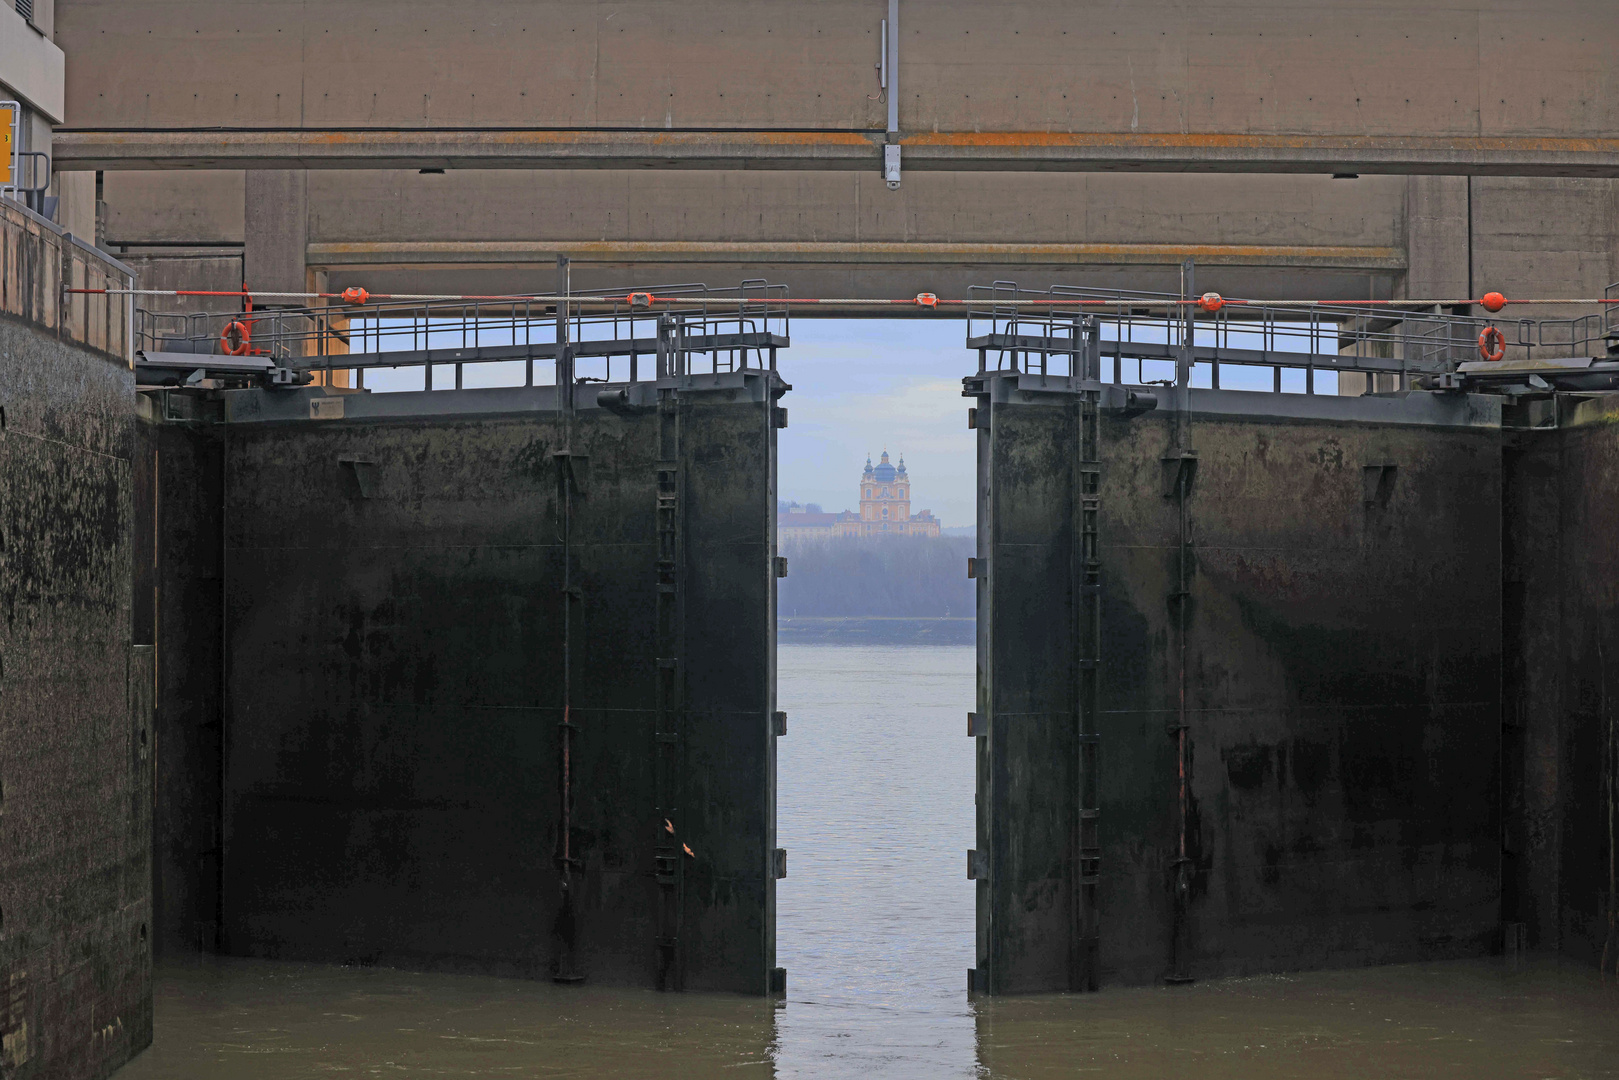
(974, 959, 1619, 1079)
(124, 954, 1619, 1079)
(775, 643, 979, 1079)
(122, 957, 779, 1077)
(122, 643, 1619, 1078)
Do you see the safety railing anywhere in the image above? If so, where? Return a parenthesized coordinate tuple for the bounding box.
(134, 280, 789, 389)
(966, 282, 1614, 388)
(1, 195, 135, 363)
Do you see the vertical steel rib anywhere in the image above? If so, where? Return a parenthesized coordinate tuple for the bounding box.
(1167, 259, 1196, 985)
(1074, 318, 1103, 992)
(653, 312, 686, 989)
(554, 256, 584, 983)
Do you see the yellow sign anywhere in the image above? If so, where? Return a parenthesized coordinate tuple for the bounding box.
(0, 107, 11, 186)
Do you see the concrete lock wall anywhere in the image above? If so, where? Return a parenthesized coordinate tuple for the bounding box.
(971, 378, 1507, 993)
(146, 375, 783, 994)
(0, 312, 152, 1076)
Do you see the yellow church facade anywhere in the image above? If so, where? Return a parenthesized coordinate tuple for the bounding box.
(833, 451, 941, 538)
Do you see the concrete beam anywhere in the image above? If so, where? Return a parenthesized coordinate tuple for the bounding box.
(53, 128, 1619, 176)
(52, 0, 1619, 177)
(306, 239, 1405, 271)
(102, 169, 1410, 300)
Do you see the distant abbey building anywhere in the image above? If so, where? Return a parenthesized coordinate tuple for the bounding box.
(778, 451, 942, 540)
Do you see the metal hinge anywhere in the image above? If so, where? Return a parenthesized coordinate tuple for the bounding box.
(774, 711, 788, 737)
(774, 848, 788, 879)
(967, 849, 989, 880)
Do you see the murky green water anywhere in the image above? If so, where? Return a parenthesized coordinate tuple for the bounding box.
(118, 954, 1619, 1079)
(119, 645, 1619, 1079)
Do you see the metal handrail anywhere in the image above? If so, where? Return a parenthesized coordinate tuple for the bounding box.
(135, 280, 791, 385)
(966, 282, 1616, 382)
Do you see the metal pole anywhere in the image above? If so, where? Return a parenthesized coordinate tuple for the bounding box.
(886, 0, 899, 138)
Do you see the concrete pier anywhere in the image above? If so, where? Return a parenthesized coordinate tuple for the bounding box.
(0, 204, 149, 1077)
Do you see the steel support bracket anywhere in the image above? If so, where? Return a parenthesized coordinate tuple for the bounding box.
(1161, 452, 1198, 499)
(337, 456, 378, 499)
(553, 451, 589, 495)
(1362, 462, 1397, 507)
(883, 144, 902, 191)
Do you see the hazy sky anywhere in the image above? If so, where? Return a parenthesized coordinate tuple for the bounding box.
(773, 318, 1337, 529)
(777, 320, 978, 528)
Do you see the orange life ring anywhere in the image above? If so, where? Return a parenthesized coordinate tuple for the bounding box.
(221, 320, 252, 356)
(1478, 326, 1506, 362)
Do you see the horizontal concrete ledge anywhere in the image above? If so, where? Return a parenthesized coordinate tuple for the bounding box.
(308, 240, 1406, 271)
(53, 129, 1619, 176)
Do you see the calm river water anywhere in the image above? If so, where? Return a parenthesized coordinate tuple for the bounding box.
(120, 643, 1619, 1079)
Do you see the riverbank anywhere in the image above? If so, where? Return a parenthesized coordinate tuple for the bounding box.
(777, 616, 975, 645)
